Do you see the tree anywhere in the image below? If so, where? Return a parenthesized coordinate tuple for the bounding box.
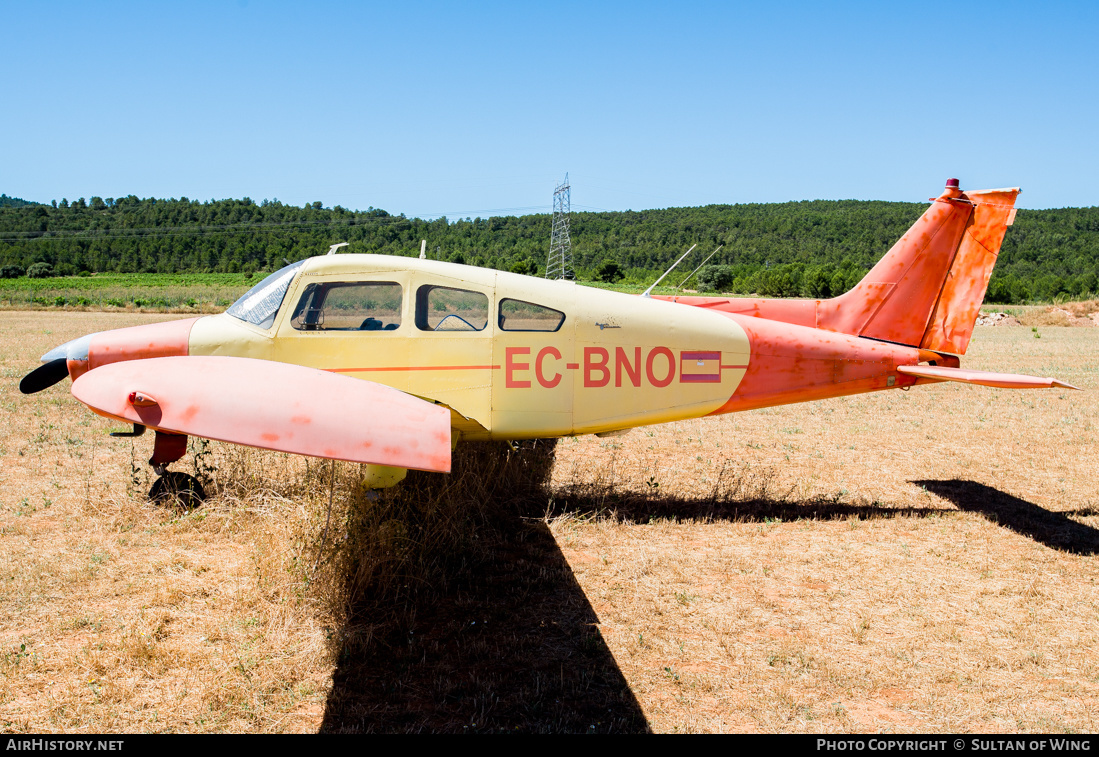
(596, 259, 624, 283)
(509, 257, 538, 276)
(26, 262, 53, 278)
(696, 265, 735, 292)
(803, 265, 834, 298)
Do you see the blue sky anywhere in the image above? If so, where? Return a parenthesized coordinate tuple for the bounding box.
(3, 1, 1097, 214)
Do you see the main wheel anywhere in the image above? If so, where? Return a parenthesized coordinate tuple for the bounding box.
(149, 471, 206, 510)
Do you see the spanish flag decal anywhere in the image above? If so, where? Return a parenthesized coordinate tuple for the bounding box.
(679, 351, 721, 383)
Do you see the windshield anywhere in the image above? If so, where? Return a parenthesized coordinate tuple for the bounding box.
(226, 261, 304, 329)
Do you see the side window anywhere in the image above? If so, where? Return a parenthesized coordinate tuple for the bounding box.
(416, 285, 489, 332)
(498, 298, 565, 332)
(291, 281, 403, 331)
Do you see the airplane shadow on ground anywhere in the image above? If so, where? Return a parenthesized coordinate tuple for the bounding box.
(320, 474, 1096, 732)
(318, 477, 949, 733)
(544, 488, 946, 525)
(319, 508, 650, 733)
(913, 479, 1099, 555)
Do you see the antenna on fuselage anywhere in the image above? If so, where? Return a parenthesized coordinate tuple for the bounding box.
(672, 245, 723, 299)
(420, 239, 427, 259)
(327, 242, 349, 255)
(641, 243, 697, 298)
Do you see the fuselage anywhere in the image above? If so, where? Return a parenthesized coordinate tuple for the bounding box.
(60, 254, 934, 442)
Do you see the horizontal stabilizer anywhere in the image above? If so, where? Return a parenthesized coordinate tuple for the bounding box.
(897, 365, 1079, 390)
(71, 356, 452, 472)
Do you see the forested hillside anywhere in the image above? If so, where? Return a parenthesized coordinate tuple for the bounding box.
(0, 194, 35, 208)
(1, 194, 1096, 303)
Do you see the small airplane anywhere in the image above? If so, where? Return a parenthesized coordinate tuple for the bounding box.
(19, 179, 1078, 500)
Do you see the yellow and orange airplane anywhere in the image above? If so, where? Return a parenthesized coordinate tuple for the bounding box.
(19, 179, 1077, 498)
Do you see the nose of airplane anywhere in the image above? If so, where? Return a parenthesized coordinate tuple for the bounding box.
(19, 318, 199, 395)
(19, 332, 95, 394)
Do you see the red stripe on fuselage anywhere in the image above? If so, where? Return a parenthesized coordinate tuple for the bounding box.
(327, 365, 501, 373)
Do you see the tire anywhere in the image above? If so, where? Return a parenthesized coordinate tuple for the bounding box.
(149, 471, 206, 510)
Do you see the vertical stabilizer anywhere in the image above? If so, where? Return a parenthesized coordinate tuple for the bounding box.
(817, 180, 974, 345)
(817, 180, 1019, 355)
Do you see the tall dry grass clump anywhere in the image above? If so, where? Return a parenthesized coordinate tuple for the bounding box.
(183, 437, 558, 635)
(307, 440, 558, 657)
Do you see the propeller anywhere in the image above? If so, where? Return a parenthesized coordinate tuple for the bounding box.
(19, 358, 70, 395)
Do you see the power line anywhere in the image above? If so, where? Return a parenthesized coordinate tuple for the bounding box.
(0, 214, 428, 243)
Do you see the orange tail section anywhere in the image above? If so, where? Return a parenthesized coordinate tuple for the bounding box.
(818, 180, 1019, 355)
(662, 180, 1020, 356)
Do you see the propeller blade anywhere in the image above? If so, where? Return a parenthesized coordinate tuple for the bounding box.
(19, 358, 70, 394)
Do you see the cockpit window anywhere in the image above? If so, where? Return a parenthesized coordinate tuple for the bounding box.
(498, 298, 565, 332)
(291, 281, 403, 331)
(226, 261, 304, 329)
(416, 285, 489, 332)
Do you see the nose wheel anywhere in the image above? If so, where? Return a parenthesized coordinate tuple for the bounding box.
(146, 430, 206, 509)
(150, 471, 206, 510)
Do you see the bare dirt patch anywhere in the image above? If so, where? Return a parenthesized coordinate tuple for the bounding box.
(982, 302, 1099, 328)
(976, 312, 1021, 327)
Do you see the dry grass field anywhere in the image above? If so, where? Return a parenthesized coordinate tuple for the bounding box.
(1, 309, 1098, 733)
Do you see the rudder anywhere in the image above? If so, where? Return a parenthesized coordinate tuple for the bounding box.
(919, 187, 1020, 355)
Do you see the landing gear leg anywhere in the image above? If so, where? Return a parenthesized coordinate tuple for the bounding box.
(147, 431, 206, 509)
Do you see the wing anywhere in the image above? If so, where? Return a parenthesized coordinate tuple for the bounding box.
(897, 365, 1080, 390)
(71, 356, 451, 472)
